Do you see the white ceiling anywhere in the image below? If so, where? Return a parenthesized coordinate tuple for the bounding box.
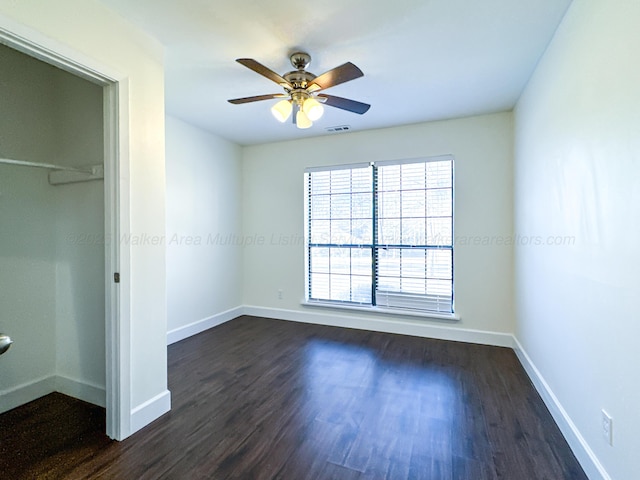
(99, 0, 572, 146)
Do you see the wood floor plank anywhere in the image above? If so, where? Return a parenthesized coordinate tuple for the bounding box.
(0, 315, 588, 479)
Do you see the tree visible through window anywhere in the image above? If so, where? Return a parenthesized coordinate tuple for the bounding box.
(305, 156, 454, 314)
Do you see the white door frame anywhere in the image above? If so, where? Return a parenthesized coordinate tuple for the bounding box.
(0, 20, 131, 439)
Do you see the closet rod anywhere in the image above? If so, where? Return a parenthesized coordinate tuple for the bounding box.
(0, 157, 91, 173)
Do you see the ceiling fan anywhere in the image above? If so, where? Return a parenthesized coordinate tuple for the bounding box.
(228, 52, 370, 129)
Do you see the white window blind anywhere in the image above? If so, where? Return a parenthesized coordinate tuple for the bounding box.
(305, 156, 454, 314)
(375, 159, 453, 313)
(306, 165, 373, 304)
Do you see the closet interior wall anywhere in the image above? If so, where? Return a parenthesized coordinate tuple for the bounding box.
(0, 44, 105, 412)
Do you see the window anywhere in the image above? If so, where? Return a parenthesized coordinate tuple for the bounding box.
(305, 156, 454, 314)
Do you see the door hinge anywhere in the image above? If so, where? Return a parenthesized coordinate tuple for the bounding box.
(114, 272, 120, 283)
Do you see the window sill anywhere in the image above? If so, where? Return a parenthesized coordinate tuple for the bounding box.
(301, 300, 461, 322)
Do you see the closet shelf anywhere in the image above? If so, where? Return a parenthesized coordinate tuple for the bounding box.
(0, 157, 104, 185)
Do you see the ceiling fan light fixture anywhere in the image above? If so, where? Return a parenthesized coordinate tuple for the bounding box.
(303, 97, 324, 121)
(229, 52, 371, 130)
(271, 99, 292, 122)
(296, 110, 312, 129)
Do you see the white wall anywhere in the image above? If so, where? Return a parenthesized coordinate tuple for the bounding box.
(243, 112, 514, 335)
(165, 115, 243, 340)
(0, 45, 61, 409)
(514, 0, 640, 478)
(52, 64, 105, 396)
(0, 0, 168, 436)
(0, 44, 105, 411)
(0, 166, 59, 404)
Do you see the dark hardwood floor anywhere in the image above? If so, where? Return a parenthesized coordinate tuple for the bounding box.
(0, 315, 587, 479)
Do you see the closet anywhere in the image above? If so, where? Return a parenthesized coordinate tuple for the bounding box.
(0, 43, 106, 414)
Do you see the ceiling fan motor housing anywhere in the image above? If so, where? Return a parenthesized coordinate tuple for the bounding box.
(283, 70, 316, 91)
(284, 52, 319, 93)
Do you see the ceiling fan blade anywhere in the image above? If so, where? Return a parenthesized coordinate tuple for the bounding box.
(236, 58, 292, 88)
(317, 94, 370, 114)
(228, 94, 287, 104)
(309, 62, 364, 91)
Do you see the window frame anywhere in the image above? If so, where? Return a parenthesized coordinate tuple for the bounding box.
(304, 155, 455, 317)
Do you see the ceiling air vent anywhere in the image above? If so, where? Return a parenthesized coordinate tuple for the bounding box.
(325, 125, 351, 133)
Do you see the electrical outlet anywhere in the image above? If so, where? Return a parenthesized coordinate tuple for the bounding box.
(278, 289, 283, 300)
(602, 410, 613, 446)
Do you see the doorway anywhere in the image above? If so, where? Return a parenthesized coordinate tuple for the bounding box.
(0, 31, 123, 439)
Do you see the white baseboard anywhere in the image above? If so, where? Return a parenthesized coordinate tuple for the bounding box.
(55, 375, 106, 408)
(167, 306, 243, 345)
(0, 375, 55, 414)
(242, 305, 515, 348)
(130, 389, 171, 435)
(513, 338, 610, 480)
(166, 304, 512, 349)
(0, 375, 106, 414)
(1, 374, 164, 437)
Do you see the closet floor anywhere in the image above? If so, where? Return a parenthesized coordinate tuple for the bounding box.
(0, 316, 587, 479)
(0, 392, 110, 479)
